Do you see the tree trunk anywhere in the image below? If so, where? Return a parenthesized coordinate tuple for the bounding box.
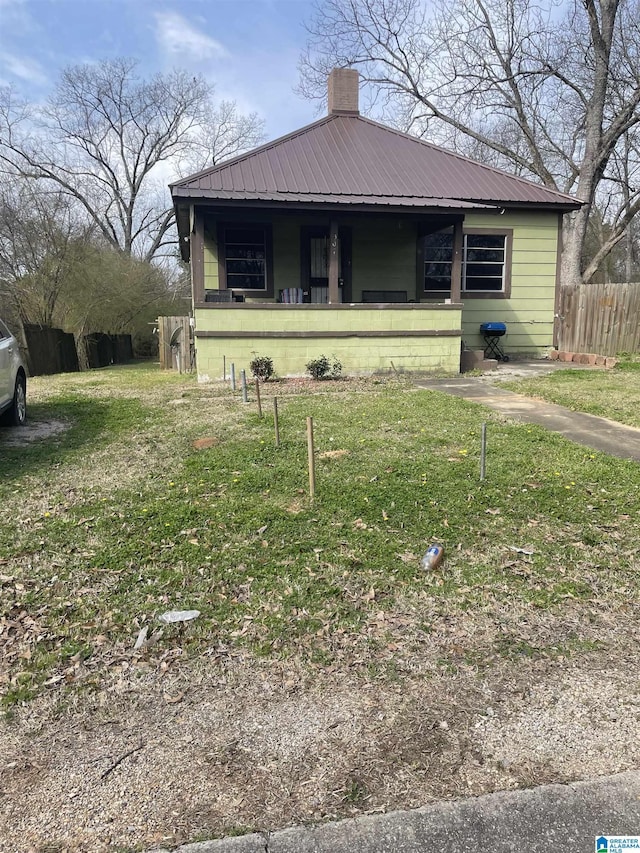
(560, 209, 589, 288)
(625, 226, 634, 282)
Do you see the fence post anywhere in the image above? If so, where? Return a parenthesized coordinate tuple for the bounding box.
(274, 397, 280, 447)
(307, 416, 316, 500)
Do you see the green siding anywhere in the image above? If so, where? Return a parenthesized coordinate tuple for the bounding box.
(203, 223, 219, 291)
(351, 219, 418, 301)
(200, 214, 420, 301)
(200, 216, 301, 301)
(461, 210, 559, 356)
(272, 218, 300, 293)
(194, 305, 461, 378)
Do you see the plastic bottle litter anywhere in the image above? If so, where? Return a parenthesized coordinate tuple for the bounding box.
(158, 609, 200, 624)
(420, 544, 444, 571)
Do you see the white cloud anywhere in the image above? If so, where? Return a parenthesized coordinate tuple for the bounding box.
(0, 51, 47, 85)
(0, 0, 35, 36)
(154, 11, 227, 61)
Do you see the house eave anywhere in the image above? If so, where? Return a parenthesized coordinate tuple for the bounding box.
(171, 188, 581, 213)
(172, 192, 578, 256)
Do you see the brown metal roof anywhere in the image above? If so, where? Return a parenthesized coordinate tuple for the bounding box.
(171, 114, 579, 209)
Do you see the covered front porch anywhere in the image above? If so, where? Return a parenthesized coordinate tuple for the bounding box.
(189, 208, 468, 307)
(185, 208, 470, 380)
(171, 66, 573, 378)
(187, 208, 466, 378)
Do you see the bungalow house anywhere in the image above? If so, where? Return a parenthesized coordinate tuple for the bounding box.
(170, 69, 580, 379)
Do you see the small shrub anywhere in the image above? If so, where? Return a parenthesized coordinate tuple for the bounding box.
(306, 355, 343, 380)
(306, 355, 330, 380)
(249, 355, 274, 381)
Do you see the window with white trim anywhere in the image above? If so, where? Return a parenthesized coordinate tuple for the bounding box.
(463, 233, 507, 292)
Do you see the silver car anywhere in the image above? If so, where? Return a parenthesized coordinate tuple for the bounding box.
(0, 319, 27, 426)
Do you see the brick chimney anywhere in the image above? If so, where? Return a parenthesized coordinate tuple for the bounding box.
(327, 68, 359, 115)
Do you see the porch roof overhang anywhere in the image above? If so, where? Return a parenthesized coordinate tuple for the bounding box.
(171, 187, 498, 207)
(173, 194, 497, 262)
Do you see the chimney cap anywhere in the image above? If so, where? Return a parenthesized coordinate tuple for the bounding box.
(328, 67, 359, 115)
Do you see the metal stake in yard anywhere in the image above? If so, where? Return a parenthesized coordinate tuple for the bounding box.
(241, 369, 248, 403)
(480, 422, 487, 481)
(307, 416, 316, 501)
(223, 355, 226, 382)
(230, 362, 236, 391)
(273, 397, 280, 447)
(255, 378, 263, 418)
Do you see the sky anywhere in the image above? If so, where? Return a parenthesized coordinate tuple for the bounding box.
(0, 0, 321, 141)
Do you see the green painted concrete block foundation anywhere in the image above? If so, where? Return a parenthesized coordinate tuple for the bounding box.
(194, 305, 462, 379)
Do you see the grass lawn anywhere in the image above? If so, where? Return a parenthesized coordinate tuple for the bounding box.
(2, 362, 640, 850)
(498, 359, 640, 428)
(2, 362, 639, 705)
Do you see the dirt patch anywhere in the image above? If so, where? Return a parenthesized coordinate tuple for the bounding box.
(318, 449, 350, 460)
(2, 639, 640, 853)
(0, 419, 69, 446)
(192, 437, 220, 450)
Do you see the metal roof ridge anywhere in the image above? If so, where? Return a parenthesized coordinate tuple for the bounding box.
(353, 115, 581, 205)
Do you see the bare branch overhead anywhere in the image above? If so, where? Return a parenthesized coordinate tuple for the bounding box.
(0, 59, 265, 260)
(299, 0, 640, 283)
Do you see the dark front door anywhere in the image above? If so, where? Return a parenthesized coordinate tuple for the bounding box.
(301, 226, 352, 303)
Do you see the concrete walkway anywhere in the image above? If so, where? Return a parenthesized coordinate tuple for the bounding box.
(152, 770, 640, 852)
(416, 375, 640, 462)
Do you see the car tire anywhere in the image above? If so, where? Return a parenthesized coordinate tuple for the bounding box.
(3, 374, 26, 426)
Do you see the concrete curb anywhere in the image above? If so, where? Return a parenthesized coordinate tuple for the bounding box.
(150, 770, 640, 853)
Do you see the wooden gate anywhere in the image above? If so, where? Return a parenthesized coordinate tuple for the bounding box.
(157, 315, 193, 372)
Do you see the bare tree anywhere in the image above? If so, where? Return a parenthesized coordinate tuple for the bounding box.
(299, 0, 640, 285)
(0, 58, 264, 262)
(0, 179, 90, 327)
(589, 128, 640, 281)
(177, 99, 266, 174)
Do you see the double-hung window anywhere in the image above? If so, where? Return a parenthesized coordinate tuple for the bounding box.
(421, 228, 512, 297)
(219, 224, 273, 295)
(463, 233, 508, 292)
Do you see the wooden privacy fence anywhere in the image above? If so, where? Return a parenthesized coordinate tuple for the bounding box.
(24, 325, 79, 376)
(556, 282, 640, 356)
(83, 333, 134, 369)
(24, 326, 134, 375)
(157, 315, 193, 372)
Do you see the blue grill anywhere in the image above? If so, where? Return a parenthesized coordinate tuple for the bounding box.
(480, 322, 509, 361)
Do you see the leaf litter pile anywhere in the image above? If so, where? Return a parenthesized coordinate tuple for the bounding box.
(1, 364, 640, 852)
